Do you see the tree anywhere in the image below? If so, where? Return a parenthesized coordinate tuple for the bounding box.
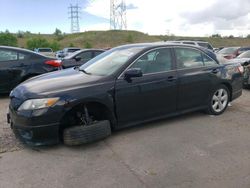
(54, 28, 64, 41)
(26, 38, 50, 50)
(211, 34, 221, 38)
(17, 30, 25, 38)
(0, 32, 17, 46)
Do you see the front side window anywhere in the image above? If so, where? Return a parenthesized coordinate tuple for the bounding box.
(0, 50, 18, 61)
(175, 48, 203, 69)
(130, 48, 173, 74)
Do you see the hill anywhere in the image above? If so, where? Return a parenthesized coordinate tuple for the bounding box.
(15, 30, 250, 49)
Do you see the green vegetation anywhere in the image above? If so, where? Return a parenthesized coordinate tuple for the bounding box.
(26, 38, 60, 51)
(0, 32, 17, 46)
(2, 30, 250, 50)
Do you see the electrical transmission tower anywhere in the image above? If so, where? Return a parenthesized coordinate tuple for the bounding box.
(68, 4, 81, 33)
(110, 0, 127, 30)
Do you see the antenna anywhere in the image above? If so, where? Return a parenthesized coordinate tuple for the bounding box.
(110, 0, 127, 30)
(68, 4, 81, 33)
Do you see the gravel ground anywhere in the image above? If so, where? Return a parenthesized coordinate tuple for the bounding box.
(0, 95, 22, 153)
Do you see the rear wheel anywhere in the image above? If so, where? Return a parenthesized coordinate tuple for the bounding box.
(207, 85, 229, 115)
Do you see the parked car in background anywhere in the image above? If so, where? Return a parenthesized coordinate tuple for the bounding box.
(0, 46, 61, 93)
(55, 50, 64, 59)
(166, 40, 214, 51)
(237, 46, 250, 55)
(228, 50, 250, 88)
(216, 47, 240, 59)
(34, 48, 54, 57)
(62, 47, 81, 58)
(61, 49, 105, 68)
(7, 43, 243, 146)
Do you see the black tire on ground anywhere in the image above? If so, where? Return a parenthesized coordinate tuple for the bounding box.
(63, 120, 111, 146)
(206, 85, 230, 115)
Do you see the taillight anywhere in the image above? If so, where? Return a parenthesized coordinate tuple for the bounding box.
(237, 65, 244, 74)
(45, 60, 62, 67)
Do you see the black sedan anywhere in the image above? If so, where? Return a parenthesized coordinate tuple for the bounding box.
(8, 43, 243, 146)
(61, 49, 105, 68)
(0, 46, 61, 93)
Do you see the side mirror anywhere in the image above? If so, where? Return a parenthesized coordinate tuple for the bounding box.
(74, 56, 82, 61)
(124, 68, 143, 80)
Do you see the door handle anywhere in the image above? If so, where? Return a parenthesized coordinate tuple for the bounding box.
(167, 76, 176, 82)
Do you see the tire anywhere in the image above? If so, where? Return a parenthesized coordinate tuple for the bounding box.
(206, 85, 230, 115)
(63, 120, 111, 146)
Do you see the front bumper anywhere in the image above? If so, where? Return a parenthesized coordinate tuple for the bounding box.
(8, 106, 62, 146)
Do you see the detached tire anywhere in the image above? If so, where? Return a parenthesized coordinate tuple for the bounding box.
(63, 120, 111, 146)
(206, 85, 230, 115)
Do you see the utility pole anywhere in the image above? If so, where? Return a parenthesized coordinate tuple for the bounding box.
(110, 0, 127, 30)
(68, 4, 81, 33)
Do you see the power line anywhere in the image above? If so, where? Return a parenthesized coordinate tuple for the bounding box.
(68, 4, 81, 33)
(110, 0, 127, 30)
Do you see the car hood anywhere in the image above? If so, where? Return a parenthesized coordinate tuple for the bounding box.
(11, 68, 105, 99)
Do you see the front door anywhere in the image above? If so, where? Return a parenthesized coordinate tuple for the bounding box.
(115, 47, 178, 126)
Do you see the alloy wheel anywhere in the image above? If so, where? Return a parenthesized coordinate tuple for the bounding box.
(212, 88, 228, 113)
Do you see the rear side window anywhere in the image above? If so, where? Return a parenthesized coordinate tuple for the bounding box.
(0, 50, 18, 61)
(203, 54, 217, 66)
(175, 48, 203, 68)
(79, 51, 92, 61)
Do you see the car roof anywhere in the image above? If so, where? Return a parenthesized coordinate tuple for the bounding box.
(0, 45, 51, 58)
(0, 45, 41, 54)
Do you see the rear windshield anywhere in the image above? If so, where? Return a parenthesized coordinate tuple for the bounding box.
(197, 43, 213, 50)
(68, 49, 81, 53)
(38, 48, 52, 52)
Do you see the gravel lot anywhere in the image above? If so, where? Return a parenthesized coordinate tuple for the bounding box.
(1, 90, 250, 188)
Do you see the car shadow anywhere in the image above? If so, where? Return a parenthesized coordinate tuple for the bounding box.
(22, 111, 205, 153)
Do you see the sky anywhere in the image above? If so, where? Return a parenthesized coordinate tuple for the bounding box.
(1, 0, 250, 37)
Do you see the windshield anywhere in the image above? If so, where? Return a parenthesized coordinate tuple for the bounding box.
(79, 47, 144, 76)
(237, 51, 250, 58)
(217, 47, 239, 54)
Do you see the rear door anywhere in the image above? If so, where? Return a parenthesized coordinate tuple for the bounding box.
(0, 49, 30, 92)
(115, 47, 178, 126)
(174, 47, 220, 110)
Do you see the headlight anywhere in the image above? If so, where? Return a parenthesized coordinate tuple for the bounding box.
(18, 98, 59, 111)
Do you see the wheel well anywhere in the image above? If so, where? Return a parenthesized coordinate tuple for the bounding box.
(221, 83, 232, 101)
(59, 102, 115, 139)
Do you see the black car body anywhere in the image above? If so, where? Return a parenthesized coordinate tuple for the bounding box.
(61, 49, 105, 69)
(0, 46, 61, 93)
(7, 43, 243, 146)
